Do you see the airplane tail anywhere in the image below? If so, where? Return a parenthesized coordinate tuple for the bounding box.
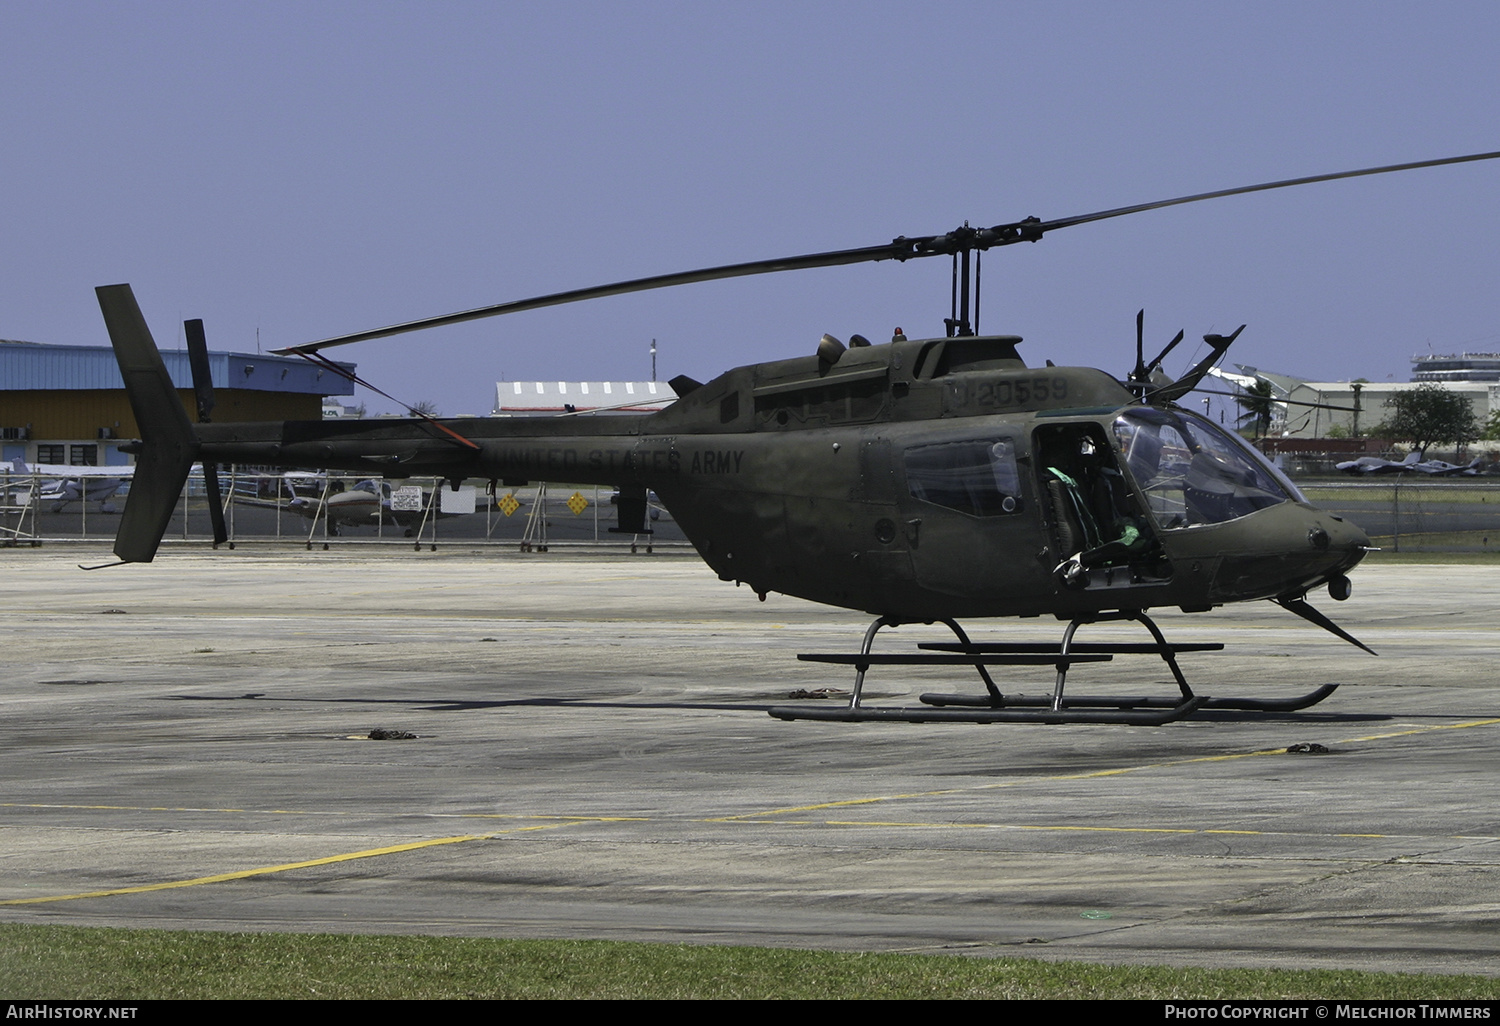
(97, 284, 199, 562)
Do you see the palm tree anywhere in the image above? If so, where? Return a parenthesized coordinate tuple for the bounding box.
(1235, 379, 1276, 439)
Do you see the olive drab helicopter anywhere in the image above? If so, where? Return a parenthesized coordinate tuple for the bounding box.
(95, 150, 1500, 725)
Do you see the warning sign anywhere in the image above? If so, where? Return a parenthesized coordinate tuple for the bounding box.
(566, 491, 589, 515)
(389, 486, 423, 512)
(498, 493, 521, 517)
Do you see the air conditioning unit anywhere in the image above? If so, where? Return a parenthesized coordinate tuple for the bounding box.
(0, 427, 28, 441)
(97, 427, 115, 439)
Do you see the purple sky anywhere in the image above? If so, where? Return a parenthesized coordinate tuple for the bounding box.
(4, 2, 1498, 419)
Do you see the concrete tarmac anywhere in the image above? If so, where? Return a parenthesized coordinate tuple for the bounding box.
(2, 546, 1498, 976)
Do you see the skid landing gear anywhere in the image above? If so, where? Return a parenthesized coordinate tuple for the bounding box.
(769, 610, 1338, 725)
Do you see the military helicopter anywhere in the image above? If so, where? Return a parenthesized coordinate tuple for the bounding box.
(96, 150, 1500, 725)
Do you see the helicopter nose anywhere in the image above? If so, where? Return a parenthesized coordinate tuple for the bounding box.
(1307, 512, 1371, 579)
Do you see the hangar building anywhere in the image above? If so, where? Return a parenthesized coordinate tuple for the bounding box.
(493, 379, 676, 417)
(1, 340, 355, 467)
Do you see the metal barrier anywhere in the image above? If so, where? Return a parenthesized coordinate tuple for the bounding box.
(1298, 479, 1500, 553)
(2, 469, 685, 551)
(7, 465, 1497, 554)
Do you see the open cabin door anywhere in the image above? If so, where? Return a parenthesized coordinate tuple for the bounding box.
(1032, 420, 1172, 591)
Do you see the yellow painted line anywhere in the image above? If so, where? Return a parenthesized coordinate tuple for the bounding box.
(824, 821, 1196, 834)
(0, 823, 571, 907)
(706, 791, 959, 819)
(709, 753, 1287, 819)
(721, 718, 1500, 821)
(445, 814, 651, 823)
(1342, 718, 1500, 742)
(7, 717, 1495, 907)
(817, 820, 991, 830)
(715, 819, 1500, 842)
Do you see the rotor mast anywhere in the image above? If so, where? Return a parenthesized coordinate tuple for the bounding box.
(943, 224, 988, 337)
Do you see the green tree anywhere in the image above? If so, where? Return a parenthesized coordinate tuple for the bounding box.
(1481, 409, 1500, 442)
(1381, 384, 1477, 457)
(1235, 379, 1276, 439)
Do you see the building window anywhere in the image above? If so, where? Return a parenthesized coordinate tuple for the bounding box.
(69, 444, 98, 466)
(36, 444, 64, 464)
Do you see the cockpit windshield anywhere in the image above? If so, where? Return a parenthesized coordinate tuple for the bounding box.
(1112, 409, 1302, 529)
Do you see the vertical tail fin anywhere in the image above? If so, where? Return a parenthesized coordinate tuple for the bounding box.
(97, 284, 199, 562)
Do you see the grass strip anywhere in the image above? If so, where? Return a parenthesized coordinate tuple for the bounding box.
(2, 924, 1498, 1000)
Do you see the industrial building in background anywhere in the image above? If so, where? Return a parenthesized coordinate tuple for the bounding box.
(493, 379, 677, 417)
(1210, 354, 1498, 441)
(1411, 352, 1500, 382)
(1, 339, 355, 467)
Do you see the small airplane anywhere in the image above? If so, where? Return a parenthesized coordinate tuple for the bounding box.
(284, 478, 465, 536)
(1336, 452, 1487, 476)
(91, 149, 1500, 725)
(2, 457, 132, 513)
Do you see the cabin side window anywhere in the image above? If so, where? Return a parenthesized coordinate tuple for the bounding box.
(754, 375, 887, 427)
(904, 439, 1023, 516)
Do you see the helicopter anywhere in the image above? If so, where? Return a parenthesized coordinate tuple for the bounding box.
(95, 150, 1500, 725)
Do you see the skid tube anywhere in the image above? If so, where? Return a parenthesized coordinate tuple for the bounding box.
(768, 610, 1338, 725)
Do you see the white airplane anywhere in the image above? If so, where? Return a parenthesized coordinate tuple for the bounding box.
(1, 458, 134, 513)
(1336, 451, 1486, 476)
(285, 478, 467, 536)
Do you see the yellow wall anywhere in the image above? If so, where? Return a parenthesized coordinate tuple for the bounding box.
(0, 390, 323, 439)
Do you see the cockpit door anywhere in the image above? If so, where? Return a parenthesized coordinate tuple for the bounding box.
(1032, 420, 1170, 588)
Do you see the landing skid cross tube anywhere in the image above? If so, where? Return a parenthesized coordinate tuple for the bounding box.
(769, 611, 1339, 725)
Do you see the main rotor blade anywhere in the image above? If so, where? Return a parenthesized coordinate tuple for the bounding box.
(275, 241, 920, 354)
(1025, 149, 1500, 235)
(276, 149, 1500, 355)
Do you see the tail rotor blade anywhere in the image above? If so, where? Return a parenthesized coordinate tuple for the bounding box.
(183, 318, 215, 423)
(202, 462, 228, 546)
(183, 318, 228, 545)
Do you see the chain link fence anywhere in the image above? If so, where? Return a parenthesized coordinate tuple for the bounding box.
(1296, 478, 1500, 553)
(2, 468, 684, 551)
(6, 463, 1498, 554)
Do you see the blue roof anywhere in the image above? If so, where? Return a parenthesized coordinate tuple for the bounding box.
(0, 340, 355, 396)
